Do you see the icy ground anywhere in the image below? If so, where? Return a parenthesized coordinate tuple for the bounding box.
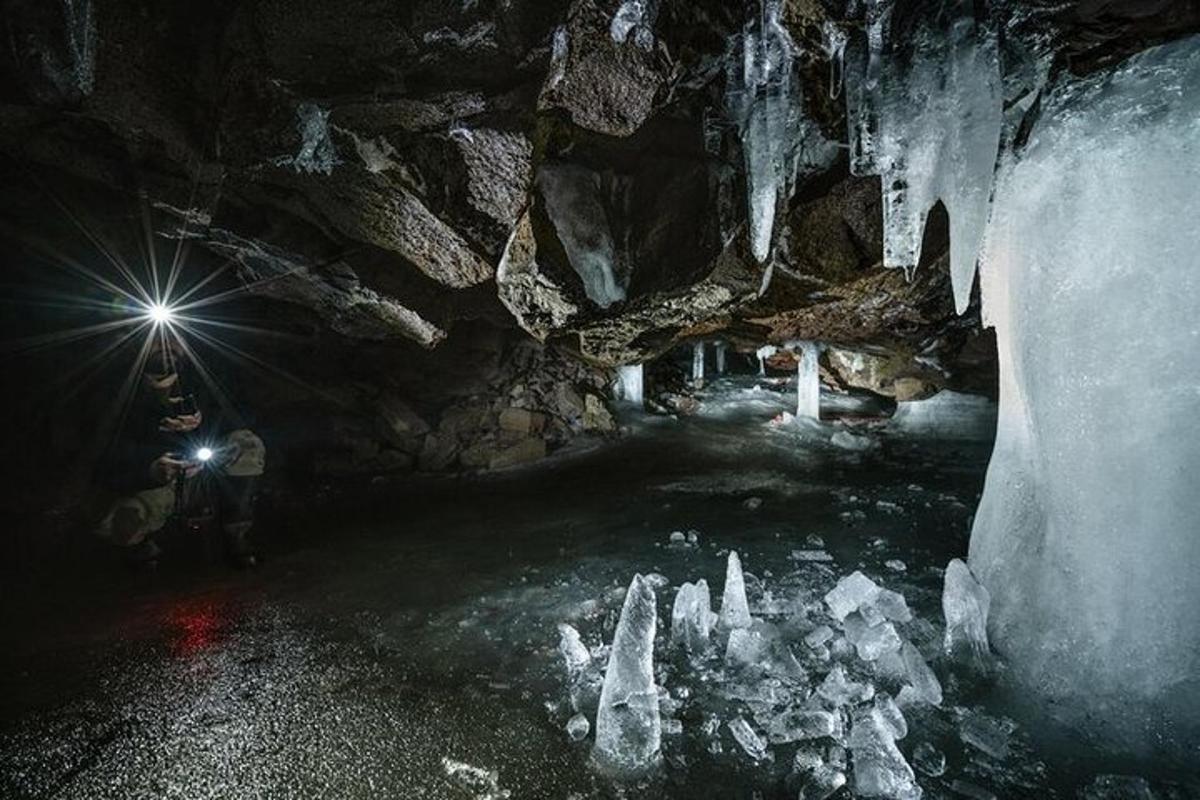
(0, 377, 1193, 799)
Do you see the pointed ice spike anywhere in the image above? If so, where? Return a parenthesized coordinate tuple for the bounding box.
(719, 551, 752, 630)
(592, 574, 661, 776)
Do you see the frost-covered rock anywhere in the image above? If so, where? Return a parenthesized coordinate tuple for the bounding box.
(671, 579, 712, 653)
(592, 574, 661, 775)
(719, 551, 753, 630)
(941, 558, 991, 673)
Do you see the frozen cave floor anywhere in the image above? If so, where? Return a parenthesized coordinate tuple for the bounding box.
(0, 377, 1194, 799)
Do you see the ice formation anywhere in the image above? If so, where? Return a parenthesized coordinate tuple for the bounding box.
(887, 391, 997, 441)
(691, 342, 705, 386)
(592, 574, 661, 775)
(610, 0, 655, 50)
(848, 707, 919, 799)
(844, 0, 1002, 310)
(717, 551, 752, 630)
(967, 36, 1200, 728)
(725, 0, 799, 262)
(670, 579, 712, 653)
(755, 344, 777, 376)
(535, 164, 626, 309)
(794, 341, 820, 419)
(615, 364, 644, 406)
(824, 571, 881, 622)
(715, 342, 727, 375)
(940, 559, 991, 674)
(279, 103, 340, 175)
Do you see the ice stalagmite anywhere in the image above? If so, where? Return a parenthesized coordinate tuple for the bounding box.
(795, 342, 820, 419)
(691, 342, 705, 386)
(969, 36, 1200, 735)
(725, 0, 799, 262)
(718, 551, 752, 630)
(592, 574, 661, 775)
(616, 365, 644, 406)
(671, 579, 712, 653)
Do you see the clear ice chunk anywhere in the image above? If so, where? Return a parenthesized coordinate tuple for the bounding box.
(844, 614, 902, 662)
(958, 711, 1012, 760)
(728, 716, 771, 761)
(817, 665, 875, 707)
(824, 571, 882, 622)
(567, 713, 590, 741)
(592, 574, 662, 775)
(849, 708, 921, 800)
(801, 764, 848, 800)
(671, 579, 712, 653)
(765, 708, 838, 743)
(941, 558, 992, 674)
(719, 551, 753, 630)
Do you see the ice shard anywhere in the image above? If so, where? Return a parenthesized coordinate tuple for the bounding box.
(718, 551, 752, 630)
(941, 558, 991, 674)
(671, 579, 712, 653)
(616, 364, 644, 406)
(795, 341, 820, 419)
(969, 37, 1200, 732)
(592, 574, 661, 775)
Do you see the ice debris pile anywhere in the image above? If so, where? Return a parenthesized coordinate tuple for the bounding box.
(555, 547, 1035, 796)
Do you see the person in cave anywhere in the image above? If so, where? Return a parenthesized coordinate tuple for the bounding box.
(94, 336, 265, 569)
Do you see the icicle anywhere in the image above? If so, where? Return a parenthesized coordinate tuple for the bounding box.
(692, 342, 705, 387)
(844, 0, 892, 177)
(795, 342, 820, 419)
(616, 364, 644, 406)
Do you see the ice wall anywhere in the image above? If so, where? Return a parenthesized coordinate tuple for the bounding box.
(969, 37, 1200, 735)
(795, 342, 820, 419)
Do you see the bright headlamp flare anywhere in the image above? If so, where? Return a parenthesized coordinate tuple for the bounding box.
(195, 447, 214, 463)
(145, 302, 176, 326)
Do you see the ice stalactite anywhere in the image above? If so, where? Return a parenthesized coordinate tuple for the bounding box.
(756, 344, 777, 376)
(843, 0, 1002, 311)
(795, 342, 820, 419)
(718, 551, 752, 631)
(615, 365, 644, 406)
(592, 574, 661, 776)
(968, 36, 1200, 739)
(725, 0, 799, 263)
(691, 342, 705, 387)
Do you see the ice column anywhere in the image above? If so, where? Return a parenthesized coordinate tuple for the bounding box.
(691, 342, 705, 387)
(970, 37, 1200, 733)
(715, 342, 727, 375)
(755, 344, 777, 376)
(725, 0, 799, 262)
(795, 342, 820, 419)
(616, 365, 644, 406)
(593, 574, 661, 775)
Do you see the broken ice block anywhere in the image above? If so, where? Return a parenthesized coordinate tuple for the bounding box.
(817, 665, 875, 706)
(766, 707, 838, 743)
(873, 589, 913, 623)
(567, 713, 590, 741)
(801, 764, 848, 800)
(873, 694, 907, 740)
(725, 626, 767, 669)
(719, 551, 753, 630)
(671, 579, 713, 653)
(728, 716, 770, 761)
(942, 558, 992, 673)
(958, 711, 1012, 760)
(592, 574, 661, 775)
(849, 708, 921, 799)
(805, 625, 835, 648)
(824, 571, 882, 621)
(895, 642, 943, 707)
(912, 742, 945, 777)
(844, 613, 902, 662)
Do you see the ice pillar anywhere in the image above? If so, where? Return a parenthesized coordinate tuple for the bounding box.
(796, 342, 820, 419)
(969, 37, 1200, 739)
(691, 342, 705, 387)
(616, 364, 644, 407)
(755, 344, 776, 377)
(592, 574, 662, 775)
(715, 342, 727, 375)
